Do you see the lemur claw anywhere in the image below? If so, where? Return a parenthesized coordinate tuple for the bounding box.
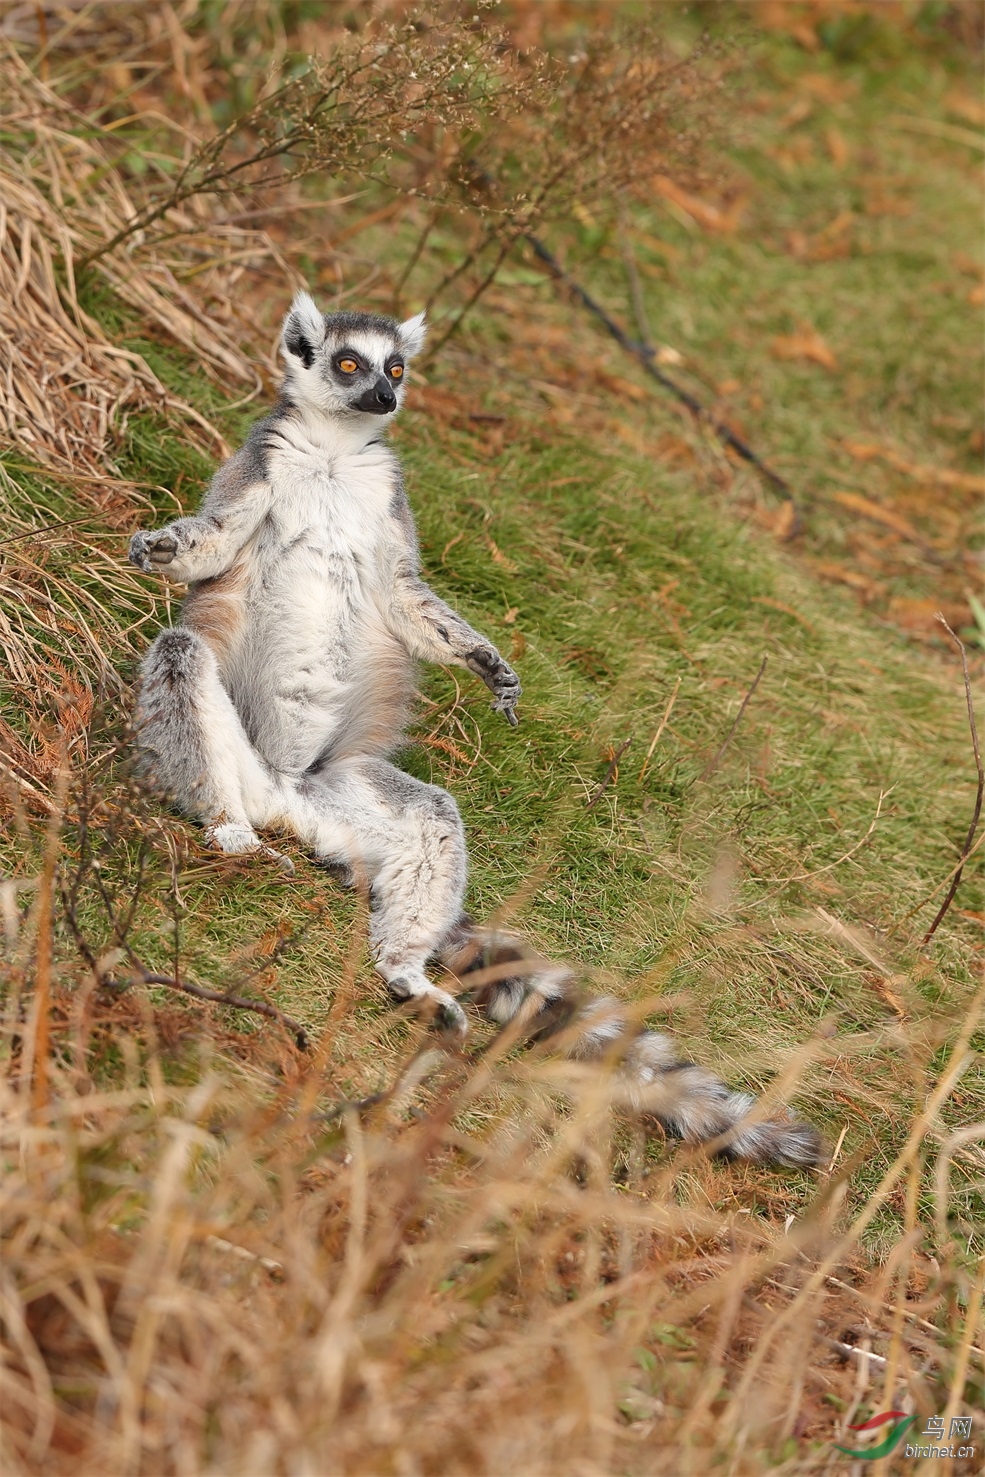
(263, 846, 296, 876)
(493, 698, 520, 727)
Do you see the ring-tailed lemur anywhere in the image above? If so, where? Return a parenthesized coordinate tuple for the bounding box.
(129, 291, 822, 1169)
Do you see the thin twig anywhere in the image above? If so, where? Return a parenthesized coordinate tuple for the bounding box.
(899, 829, 985, 927)
(821, 1337, 889, 1371)
(586, 738, 632, 811)
(0, 515, 102, 546)
(922, 616, 983, 944)
(769, 790, 890, 885)
(133, 971, 309, 1050)
(638, 677, 681, 782)
(428, 230, 519, 356)
(522, 234, 791, 494)
(823, 1275, 945, 1341)
(392, 207, 438, 313)
(698, 656, 767, 781)
(618, 200, 653, 347)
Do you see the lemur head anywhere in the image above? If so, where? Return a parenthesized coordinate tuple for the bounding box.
(280, 291, 426, 419)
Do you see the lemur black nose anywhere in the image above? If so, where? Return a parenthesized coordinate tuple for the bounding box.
(356, 377, 397, 414)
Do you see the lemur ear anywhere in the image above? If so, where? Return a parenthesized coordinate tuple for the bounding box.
(282, 291, 325, 369)
(397, 311, 427, 359)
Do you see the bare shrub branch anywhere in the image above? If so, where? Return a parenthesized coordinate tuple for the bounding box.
(922, 616, 983, 943)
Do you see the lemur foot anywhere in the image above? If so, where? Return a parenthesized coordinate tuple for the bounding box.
(205, 822, 295, 876)
(383, 973, 468, 1039)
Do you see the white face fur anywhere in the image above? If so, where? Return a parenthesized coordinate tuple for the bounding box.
(280, 291, 427, 420)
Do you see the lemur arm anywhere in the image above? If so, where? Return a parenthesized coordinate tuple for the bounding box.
(128, 440, 273, 584)
(384, 493, 521, 725)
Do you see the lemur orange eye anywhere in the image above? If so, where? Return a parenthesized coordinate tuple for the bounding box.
(390, 364, 404, 379)
(339, 358, 358, 373)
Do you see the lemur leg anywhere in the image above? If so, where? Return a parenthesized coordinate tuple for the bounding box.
(134, 628, 285, 860)
(291, 758, 469, 1035)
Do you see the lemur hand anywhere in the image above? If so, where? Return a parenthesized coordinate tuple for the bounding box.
(466, 646, 521, 727)
(129, 528, 178, 572)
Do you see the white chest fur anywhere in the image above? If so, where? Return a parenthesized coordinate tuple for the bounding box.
(230, 428, 404, 769)
(264, 435, 395, 557)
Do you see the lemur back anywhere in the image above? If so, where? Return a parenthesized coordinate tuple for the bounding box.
(129, 291, 822, 1171)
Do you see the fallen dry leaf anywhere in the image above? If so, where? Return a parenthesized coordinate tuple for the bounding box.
(610, 420, 654, 457)
(773, 500, 800, 541)
(651, 176, 746, 234)
(817, 209, 854, 241)
(771, 324, 838, 371)
(953, 251, 983, 278)
(597, 371, 648, 403)
(786, 229, 809, 259)
(653, 432, 697, 465)
(864, 193, 912, 218)
(887, 597, 971, 634)
(486, 537, 518, 573)
(811, 561, 882, 597)
(829, 490, 922, 542)
(798, 71, 858, 103)
(782, 98, 814, 128)
(630, 228, 683, 261)
(945, 90, 985, 127)
(826, 127, 849, 167)
(791, 23, 820, 52)
(751, 595, 815, 632)
(841, 441, 985, 493)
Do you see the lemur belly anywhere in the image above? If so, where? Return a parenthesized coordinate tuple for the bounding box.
(218, 460, 411, 774)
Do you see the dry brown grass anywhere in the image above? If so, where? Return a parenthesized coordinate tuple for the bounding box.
(0, 56, 259, 479)
(0, 50, 272, 812)
(2, 870, 983, 1474)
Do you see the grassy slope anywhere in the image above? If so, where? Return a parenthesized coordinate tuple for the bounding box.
(50, 20, 978, 1250)
(7, 17, 979, 1230)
